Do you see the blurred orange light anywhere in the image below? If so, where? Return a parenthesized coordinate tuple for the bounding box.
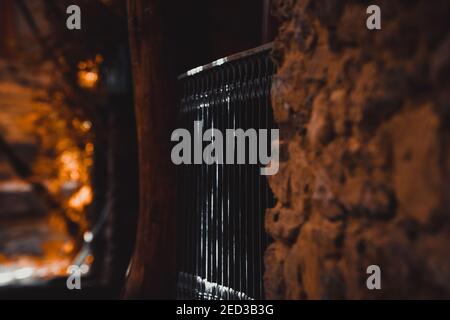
(68, 186, 93, 211)
(78, 70, 99, 89)
(81, 121, 92, 132)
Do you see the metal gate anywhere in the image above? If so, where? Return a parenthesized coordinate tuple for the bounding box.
(176, 43, 276, 300)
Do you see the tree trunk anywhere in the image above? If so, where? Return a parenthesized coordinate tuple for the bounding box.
(125, 0, 176, 299)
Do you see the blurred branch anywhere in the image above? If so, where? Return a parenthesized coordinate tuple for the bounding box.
(15, 0, 57, 62)
(0, 134, 62, 211)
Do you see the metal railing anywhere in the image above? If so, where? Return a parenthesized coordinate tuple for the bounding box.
(176, 43, 276, 300)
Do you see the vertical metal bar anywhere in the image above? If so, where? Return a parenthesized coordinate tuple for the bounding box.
(227, 64, 236, 299)
(211, 70, 218, 299)
(223, 66, 229, 298)
(236, 61, 243, 298)
(263, 64, 268, 301)
(217, 69, 224, 299)
(206, 73, 212, 299)
(201, 74, 208, 298)
(196, 80, 202, 300)
(191, 75, 196, 299)
(254, 55, 260, 300)
(192, 75, 200, 299)
(247, 57, 259, 298)
(187, 78, 193, 299)
(237, 60, 244, 299)
(242, 58, 249, 298)
(196, 75, 203, 299)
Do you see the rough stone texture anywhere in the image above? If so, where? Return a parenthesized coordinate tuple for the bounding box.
(266, 0, 450, 299)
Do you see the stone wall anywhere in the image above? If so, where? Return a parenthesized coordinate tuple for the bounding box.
(265, 0, 450, 299)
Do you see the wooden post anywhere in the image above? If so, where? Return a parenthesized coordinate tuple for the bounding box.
(125, 0, 176, 299)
